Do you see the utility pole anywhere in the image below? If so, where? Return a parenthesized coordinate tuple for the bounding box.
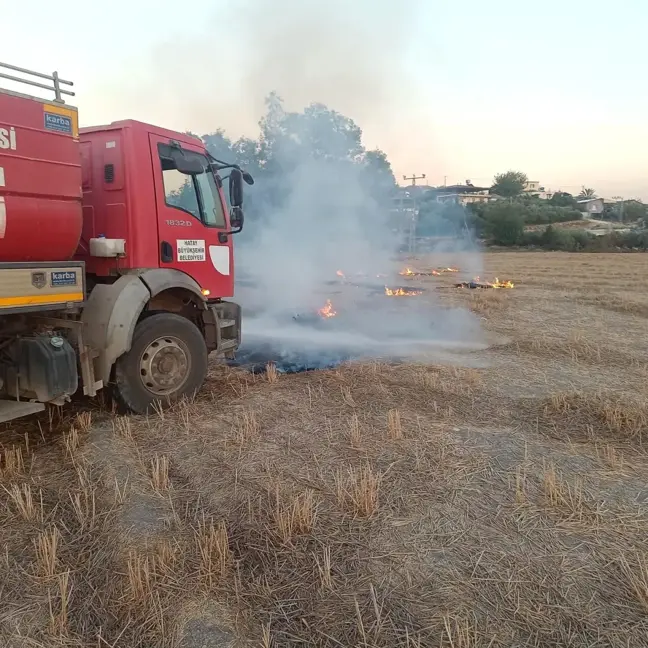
(403, 173, 426, 186)
(402, 174, 426, 254)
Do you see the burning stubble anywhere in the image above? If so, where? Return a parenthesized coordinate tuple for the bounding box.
(456, 277, 515, 289)
(232, 155, 487, 372)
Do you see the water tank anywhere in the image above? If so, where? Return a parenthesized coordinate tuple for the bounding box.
(0, 89, 82, 262)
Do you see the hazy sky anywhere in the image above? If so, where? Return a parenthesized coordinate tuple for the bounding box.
(2, 0, 646, 198)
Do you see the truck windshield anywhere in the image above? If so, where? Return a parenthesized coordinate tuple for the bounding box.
(158, 144, 226, 228)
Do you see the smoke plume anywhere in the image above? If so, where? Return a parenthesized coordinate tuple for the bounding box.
(95, 0, 429, 139)
(98, 0, 486, 370)
(231, 103, 485, 371)
(201, 2, 486, 370)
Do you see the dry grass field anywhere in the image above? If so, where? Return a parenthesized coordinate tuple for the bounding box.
(1, 251, 648, 647)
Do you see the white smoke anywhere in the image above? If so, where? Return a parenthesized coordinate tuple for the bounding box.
(96, 0, 487, 368)
(231, 109, 485, 370)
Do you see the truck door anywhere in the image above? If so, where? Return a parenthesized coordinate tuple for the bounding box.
(148, 134, 234, 298)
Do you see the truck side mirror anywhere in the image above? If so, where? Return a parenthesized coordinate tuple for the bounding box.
(229, 169, 244, 207)
(172, 150, 205, 175)
(230, 206, 244, 231)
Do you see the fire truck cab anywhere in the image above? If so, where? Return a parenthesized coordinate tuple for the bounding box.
(0, 61, 251, 422)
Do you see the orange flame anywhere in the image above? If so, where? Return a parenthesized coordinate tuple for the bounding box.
(384, 286, 423, 297)
(336, 270, 345, 279)
(472, 276, 514, 288)
(318, 299, 337, 317)
(400, 266, 461, 277)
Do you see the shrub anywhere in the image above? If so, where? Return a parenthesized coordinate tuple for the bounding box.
(486, 203, 525, 246)
(569, 230, 591, 251)
(479, 199, 583, 227)
(540, 225, 577, 250)
(614, 230, 648, 250)
(519, 230, 543, 247)
(488, 225, 647, 252)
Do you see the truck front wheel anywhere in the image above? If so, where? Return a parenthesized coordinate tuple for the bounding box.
(113, 313, 208, 414)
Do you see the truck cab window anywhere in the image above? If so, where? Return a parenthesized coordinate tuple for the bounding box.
(195, 170, 226, 227)
(162, 169, 201, 221)
(159, 144, 226, 227)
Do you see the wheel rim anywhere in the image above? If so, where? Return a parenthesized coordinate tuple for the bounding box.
(139, 335, 191, 396)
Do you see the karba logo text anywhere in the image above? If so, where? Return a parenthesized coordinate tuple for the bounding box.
(0, 126, 17, 151)
(45, 114, 70, 128)
(44, 113, 73, 134)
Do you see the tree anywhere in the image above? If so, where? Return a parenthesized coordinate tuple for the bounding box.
(255, 94, 365, 173)
(618, 200, 647, 223)
(202, 129, 234, 162)
(198, 93, 399, 240)
(417, 200, 478, 237)
(361, 149, 397, 201)
(491, 171, 528, 198)
(363, 149, 396, 184)
(166, 179, 199, 217)
(230, 137, 263, 176)
(550, 191, 578, 209)
(578, 187, 597, 199)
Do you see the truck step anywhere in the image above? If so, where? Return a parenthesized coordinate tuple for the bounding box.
(0, 399, 45, 424)
(219, 319, 236, 328)
(219, 339, 238, 351)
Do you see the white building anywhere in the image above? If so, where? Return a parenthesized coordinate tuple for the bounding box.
(524, 181, 554, 200)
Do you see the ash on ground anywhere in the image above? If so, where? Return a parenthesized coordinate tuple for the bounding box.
(230, 284, 488, 373)
(230, 267, 490, 373)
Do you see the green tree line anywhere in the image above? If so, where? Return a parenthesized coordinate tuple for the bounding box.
(416, 170, 647, 251)
(181, 102, 646, 253)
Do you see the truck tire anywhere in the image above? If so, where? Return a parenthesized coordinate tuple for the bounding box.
(113, 313, 208, 414)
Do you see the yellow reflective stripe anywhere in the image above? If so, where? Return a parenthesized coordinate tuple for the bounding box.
(0, 292, 83, 307)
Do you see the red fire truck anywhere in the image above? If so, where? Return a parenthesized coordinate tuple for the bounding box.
(0, 62, 252, 423)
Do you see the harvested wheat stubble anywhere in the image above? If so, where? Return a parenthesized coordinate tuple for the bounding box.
(529, 391, 648, 444)
(1, 252, 648, 647)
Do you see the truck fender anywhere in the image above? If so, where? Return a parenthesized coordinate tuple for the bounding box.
(139, 268, 207, 303)
(81, 274, 150, 384)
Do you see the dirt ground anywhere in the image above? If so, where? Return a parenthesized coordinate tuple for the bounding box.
(1, 251, 648, 647)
